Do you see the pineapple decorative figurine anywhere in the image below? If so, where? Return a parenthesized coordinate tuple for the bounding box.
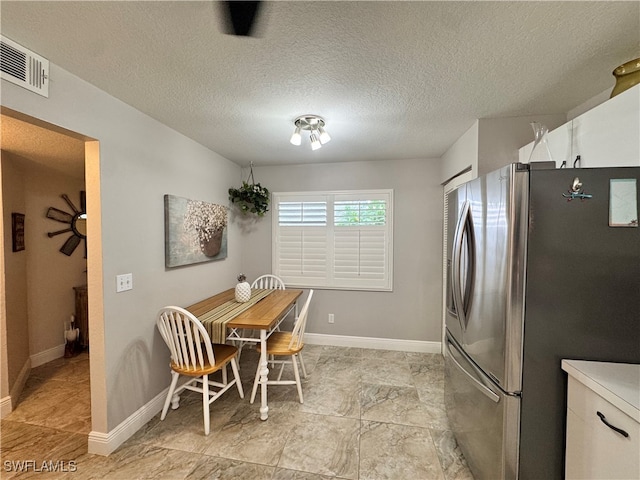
(235, 274, 251, 303)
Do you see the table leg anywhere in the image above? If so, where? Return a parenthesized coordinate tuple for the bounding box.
(259, 328, 269, 420)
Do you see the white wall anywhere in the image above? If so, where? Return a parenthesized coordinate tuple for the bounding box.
(439, 121, 478, 184)
(1, 64, 242, 433)
(242, 158, 443, 343)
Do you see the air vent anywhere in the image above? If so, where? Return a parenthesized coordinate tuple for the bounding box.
(0, 36, 49, 97)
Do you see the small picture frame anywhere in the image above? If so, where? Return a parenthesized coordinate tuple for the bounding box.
(12, 213, 25, 252)
(609, 179, 638, 227)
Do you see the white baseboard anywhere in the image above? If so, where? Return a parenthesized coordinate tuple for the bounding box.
(88, 388, 167, 456)
(305, 333, 441, 354)
(0, 396, 12, 419)
(3, 357, 32, 418)
(30, 344, 65, 368)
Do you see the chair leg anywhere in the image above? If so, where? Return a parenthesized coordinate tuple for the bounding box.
(230, 358, 244, 398)
(276, 358, 286, 381)
(202, 374, 210, 436)
(161, 371, 180, 420)
(299, 353, 308, 378)
(292, 354, 304, 403)
(222, 364, 228, 385)
(250, 361, 261, 404)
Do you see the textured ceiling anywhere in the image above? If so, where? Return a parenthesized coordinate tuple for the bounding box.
(1, 1, 639, 167)
(1, 113, 86, 178)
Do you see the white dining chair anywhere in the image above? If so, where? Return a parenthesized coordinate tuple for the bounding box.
(252, 274, 295, 320)
(250, 290, 314, 404)
(251, 274, 286, 290)
(233, 274, 289, 359)
(157, 306, 244, 435)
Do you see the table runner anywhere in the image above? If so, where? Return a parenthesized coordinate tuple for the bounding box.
(197, 288, 273, 343)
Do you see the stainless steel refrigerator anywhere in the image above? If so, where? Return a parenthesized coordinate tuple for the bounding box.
(444, 163, 640, 480)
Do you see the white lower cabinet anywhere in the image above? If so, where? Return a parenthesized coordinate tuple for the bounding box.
(563, 361, 640, 480)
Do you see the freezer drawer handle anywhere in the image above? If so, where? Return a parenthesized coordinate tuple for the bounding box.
(596, 411, 629, 438)
(446, 340, 500, 403)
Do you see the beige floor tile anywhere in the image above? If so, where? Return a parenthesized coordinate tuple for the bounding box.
(359, 420, 445, 480)
(187, 455, 275, 480)
(430, 429, 476, 480)
(202, 404, 295, 466)
(0, 420, 87, 479)
(360, 356, 414, 387)
(361, 383, 449, 430)
(296, 373, 361, 418)
(278, 413, 360, 479)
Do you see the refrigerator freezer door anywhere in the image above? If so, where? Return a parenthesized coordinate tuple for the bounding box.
(445, 182, 468, 342)
(461, 164, 529, 393)
(445, 332, 520, 480)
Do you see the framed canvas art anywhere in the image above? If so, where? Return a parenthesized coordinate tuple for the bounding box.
(164, 194, 228, 268)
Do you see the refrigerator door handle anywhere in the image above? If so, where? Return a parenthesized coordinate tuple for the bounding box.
(446, 335, 500, 403)
(451, 201, 476, 331)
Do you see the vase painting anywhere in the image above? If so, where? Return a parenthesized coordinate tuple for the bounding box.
(164, 194, 228, 267)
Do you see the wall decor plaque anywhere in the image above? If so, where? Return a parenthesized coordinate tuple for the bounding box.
(12, 213, 25, 252)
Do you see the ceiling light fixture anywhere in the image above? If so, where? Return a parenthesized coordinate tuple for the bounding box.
(289, 125, 302, 146)
(290, 115, 331, 150)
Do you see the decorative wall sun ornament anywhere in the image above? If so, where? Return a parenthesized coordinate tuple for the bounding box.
(46, 191, 87, 257)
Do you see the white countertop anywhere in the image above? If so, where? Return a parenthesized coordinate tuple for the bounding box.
(562, 360, 640, 422)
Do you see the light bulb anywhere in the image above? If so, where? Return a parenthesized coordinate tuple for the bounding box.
(310, 132, 322, 150)
(290, 126, 302, 146)
(318, 126, 331, 144)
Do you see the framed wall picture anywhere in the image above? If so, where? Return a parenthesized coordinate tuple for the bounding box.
(164, 194, 228, 268)
(12, 213, 25, 252)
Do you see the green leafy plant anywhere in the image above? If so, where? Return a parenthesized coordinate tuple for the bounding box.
(228, 181, 270, 216)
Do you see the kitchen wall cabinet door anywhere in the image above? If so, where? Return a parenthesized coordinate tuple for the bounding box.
(570, 85, 639, 167)
(519, 84, 639, 168)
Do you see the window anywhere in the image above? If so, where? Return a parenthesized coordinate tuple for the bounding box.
(272, 190, 393, 291)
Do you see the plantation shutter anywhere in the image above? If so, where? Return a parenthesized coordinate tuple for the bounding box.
(333, 193, 390, 288)
(274, 197, 329, 285)
(273, 190, 393, 291)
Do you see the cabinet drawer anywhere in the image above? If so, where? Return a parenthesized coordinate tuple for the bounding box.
(566, 377, 640, 480)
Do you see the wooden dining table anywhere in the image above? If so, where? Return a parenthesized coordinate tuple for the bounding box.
(186, 287, 303, 420)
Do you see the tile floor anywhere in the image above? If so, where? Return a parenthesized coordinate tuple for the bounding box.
(1, 345, 474, 479)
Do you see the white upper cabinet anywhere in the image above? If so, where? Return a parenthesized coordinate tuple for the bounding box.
(520, 84, 639, 168)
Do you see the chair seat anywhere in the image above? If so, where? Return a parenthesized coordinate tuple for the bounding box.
(256, 332, 304, 356)
(171, 343, 238, 376)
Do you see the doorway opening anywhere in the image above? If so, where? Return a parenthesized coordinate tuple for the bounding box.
(0, 107, 103, 439)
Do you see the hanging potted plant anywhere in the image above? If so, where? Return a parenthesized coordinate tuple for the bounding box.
(228, 162, 270, 216)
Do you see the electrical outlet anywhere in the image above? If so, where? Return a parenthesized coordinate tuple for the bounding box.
(116, 273, 133, 292)
(328, 313, 335, 324)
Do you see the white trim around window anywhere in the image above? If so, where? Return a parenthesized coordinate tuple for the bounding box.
(272, 189, 393, 291)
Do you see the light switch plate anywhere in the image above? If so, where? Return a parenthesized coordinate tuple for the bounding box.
(116, 273, 133, 292)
